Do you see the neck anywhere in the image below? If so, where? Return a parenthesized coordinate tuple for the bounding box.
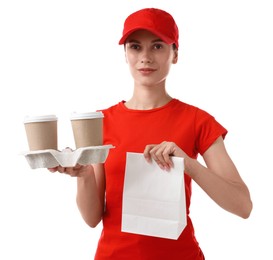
(125, 83, 172, 110)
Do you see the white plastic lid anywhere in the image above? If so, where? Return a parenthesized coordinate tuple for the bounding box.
(70, 111, 104, 120)
(24, 114, 58, 123)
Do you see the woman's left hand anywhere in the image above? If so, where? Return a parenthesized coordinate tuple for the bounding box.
(143, 141, 188, 170)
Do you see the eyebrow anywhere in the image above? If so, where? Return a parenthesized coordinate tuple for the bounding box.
(127, 39, 164, 44)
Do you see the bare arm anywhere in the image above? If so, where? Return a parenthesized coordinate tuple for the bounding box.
(48, 163, 105, 227)
(186, 137, 252, 218)
(143, 137, 253, 218)
(76, 164, 105, 227)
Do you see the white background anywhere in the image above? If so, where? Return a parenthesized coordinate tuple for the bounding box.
(1, 0, 272, 259)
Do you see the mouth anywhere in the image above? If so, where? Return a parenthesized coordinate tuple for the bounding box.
(138, 68, 156, 74)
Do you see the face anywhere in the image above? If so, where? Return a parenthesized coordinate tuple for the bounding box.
(124, 30, 178, 87)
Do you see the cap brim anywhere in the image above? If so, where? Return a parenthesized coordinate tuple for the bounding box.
(118, 27, 174, 45)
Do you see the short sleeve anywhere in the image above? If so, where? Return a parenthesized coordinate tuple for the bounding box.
(195, 108, 228, 155)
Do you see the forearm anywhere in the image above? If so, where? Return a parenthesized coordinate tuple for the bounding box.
(185, 158, 252, 218)
(76, 173, 104, 228)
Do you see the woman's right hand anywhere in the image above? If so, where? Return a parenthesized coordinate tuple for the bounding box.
(48, 164, 94, 178)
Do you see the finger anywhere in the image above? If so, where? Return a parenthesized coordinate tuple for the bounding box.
(149, 146, 168, 170)
(58, 166, 67, 173)
(64, 166, 78, 176)
(73, 163, 82, 170)
(65, 164, 89, 177)
(143, 144, 156, 162)
(151, 143, 174, 170)
(153, 148, 166, 166)
(48, 167, 58, 173)
(162, 146, 174, 168)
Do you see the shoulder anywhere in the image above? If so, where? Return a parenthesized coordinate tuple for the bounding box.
(172, 99, 212, 118)
(97, 101, 129, 124)
(98, 101, 124, 115)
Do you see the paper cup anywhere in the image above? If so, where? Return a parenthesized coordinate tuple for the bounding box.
(24, 115, 58, 151)
(70, 111, 104, 148)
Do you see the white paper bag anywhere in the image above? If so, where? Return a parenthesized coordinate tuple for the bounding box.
(122, 152, 187, 240)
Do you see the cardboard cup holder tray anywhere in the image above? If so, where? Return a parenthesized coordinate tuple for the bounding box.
(21, 145, 114, 169)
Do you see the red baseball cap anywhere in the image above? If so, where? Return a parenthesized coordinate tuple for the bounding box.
(119, 8, 179, 49)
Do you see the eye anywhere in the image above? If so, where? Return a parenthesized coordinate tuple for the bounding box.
(129, 43, 141, 50)
(153, 43, 163, 50)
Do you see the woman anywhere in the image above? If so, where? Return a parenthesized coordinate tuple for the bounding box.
(49, 8, 252, 259)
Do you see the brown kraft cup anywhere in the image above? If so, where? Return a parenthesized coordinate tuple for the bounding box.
(24, 115, 58, 151)
(70, 111, 104, 148)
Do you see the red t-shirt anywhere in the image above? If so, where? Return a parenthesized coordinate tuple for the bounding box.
(94, 99, 227, 260)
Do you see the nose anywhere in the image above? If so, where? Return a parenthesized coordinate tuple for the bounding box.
(140, 49, 153, 64)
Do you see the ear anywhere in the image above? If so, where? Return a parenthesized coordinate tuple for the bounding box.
(125, 51, 128, 63)
(123, 45, 129, 63)
(172, 49, 178, 64)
